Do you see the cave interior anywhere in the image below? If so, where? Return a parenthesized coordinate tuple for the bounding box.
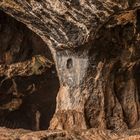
(0, 10, 60, 131)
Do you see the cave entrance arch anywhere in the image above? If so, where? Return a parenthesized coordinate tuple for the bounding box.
(0, 10, 60, 130)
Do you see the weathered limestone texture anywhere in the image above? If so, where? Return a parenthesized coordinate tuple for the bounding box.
(0, 0, 140, 139)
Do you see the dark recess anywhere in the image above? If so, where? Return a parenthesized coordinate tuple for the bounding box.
(67, 58, 73, 69)
(0, 10, 60, 131)
(136, 9, 140, 32)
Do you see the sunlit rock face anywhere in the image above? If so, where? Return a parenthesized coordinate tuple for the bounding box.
(0, 0, 140, 140)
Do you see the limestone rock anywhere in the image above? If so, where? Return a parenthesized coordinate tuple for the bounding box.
(0, 0, 140, 139)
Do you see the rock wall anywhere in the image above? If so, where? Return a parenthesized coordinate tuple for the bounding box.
(0, 0, 140, 139)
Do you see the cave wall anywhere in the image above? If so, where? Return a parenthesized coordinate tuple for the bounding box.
(0, 10, 52, 64)
(0, 0, 140, 133)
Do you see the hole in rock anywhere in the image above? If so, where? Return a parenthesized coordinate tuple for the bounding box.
(0, 11, 60, 130)
(66, 58, 73, 69)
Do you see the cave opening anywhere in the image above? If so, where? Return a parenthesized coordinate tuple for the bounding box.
(0, 10, 60, 130)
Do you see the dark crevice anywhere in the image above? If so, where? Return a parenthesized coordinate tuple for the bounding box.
(136, 9, 140, 32)
(66, 58, 73, 69)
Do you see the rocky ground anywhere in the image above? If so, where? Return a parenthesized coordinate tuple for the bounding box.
(0, 127, 140, 140)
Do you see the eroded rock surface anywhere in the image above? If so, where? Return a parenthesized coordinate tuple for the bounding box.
(0, 0, 140, 140)
(0, 127, 140, 140)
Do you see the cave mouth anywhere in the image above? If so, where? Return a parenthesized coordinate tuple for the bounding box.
(0, 11, 60, 131)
